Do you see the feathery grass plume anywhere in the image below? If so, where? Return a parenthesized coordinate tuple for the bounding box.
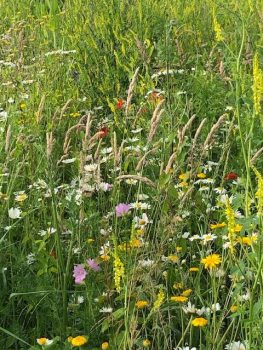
(148, 99, 165, 143)
(46, 131, 54, 159)
(212, 8, 224, 42)
(251, 146, 263, 164)
(82, 113, 92, 151)
(113, 253, 124, 293)
(251, 165, 263, 216)
(252, 52, 263, 115)
(225, 198, 236, 254)
(191, 118, 207, 152)
(5, 124, 11, 153)
(135, 144, 160, 171)
(153, 289, 165, 311)
(125, 67, 140, 117)
(164, 152, 177, 174)
(203, 114, 227, 151)
(35, 95, 45, 124)
(58, 99, 72, 124)
(117, 174, 156, 188)
(177, 114, 196, 147)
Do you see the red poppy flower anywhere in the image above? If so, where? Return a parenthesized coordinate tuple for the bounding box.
(98, 127, 109, 138)
(116, 99, 125, 109)
(224, 172, 238, 181)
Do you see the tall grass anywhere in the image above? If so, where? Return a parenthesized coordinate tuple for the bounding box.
(0, 0, 263, 349)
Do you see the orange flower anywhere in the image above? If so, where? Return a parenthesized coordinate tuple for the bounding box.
(116, 99, 125, 109)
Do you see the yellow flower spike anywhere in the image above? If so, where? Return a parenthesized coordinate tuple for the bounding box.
(153, 289, 165, 310)
(253, 52, 263, 115)
(191, 317, 208, 327)
(113, 254, 124, 293)
(225, 198, 236, 254)
(212, 8, 224, 42)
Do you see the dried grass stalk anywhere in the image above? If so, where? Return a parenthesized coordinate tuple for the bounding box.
(125, 67, 140, 117)
(117, 174, 156, 188)
(148, 99, 165, 143)
(58, 99, 73, 124)
(36, 95, 45, 124)
(191, 118, 207, 151)
(82, 113, 92, 151)
(177, 114, 196, 147)
(165, 152, 177, 174)
(136, 145, 159, 171)
(203, 114, 227, 150)
(5, 125, 11, 153)
(251, 146, 263, 164)
(46, 131, 54, 158)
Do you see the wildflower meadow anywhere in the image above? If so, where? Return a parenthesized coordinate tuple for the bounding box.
(1, 1, 263, 349)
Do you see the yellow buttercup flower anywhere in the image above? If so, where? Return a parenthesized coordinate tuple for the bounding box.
(101, 341, 109, 349)
(143, 339, 151, 347)
(181, 289, 192, 297)
(167, 255, 179, 263)
(210, 222, 226, 230)
(201, 254, 221, 269)
(170, 295, 188, 303)
(189, 267, 199, 272)
(191, 317, 208, 327)
(197, 172, 206, 179)
(71, 335, 88, 347)
(230, 305, 238, 313)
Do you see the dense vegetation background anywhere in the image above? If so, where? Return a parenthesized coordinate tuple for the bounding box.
(1, 0, 263, 349)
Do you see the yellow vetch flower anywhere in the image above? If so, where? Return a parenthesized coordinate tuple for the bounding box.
(86, 238, 94, 244)
(71, 336, 88, 347)
(20, 103, 27, 109)
(179, 181, 188, 188)
(129, 238, 142, 248)
(135, 300, 149, 309)
(170, 295, 188, 302)
(201, 254, 221, 269)
(70, 112, 81, 118)
(191, 317, 208, 327)
(210, 222, 226, 230)
(176, 246, 183, 252)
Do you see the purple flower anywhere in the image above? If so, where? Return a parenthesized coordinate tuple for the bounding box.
(115, 203, 131, 217)
(87, 258, 101, 272)
(73, 264, 87, 284)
